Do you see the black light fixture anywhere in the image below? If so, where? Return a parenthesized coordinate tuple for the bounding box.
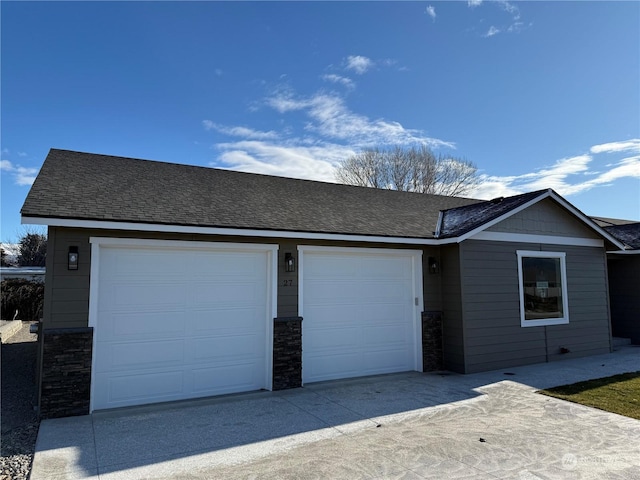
(284, 252, 296, 272)
(68, 246, 79, 270)
(428, 256, 439, 274)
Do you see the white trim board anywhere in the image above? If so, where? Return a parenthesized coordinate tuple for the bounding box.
(27, 216, 439, 246)
(22, 215, 622, 253)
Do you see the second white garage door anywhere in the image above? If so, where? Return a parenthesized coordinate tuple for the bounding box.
(300, 247, 423, 384)
(89, 238, 276, 411)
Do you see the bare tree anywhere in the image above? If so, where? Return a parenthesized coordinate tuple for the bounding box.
(335, 145, 479, 197)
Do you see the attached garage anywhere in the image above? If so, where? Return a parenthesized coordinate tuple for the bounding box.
(299, 246, 424, 384)
(89, 238, 277, 411)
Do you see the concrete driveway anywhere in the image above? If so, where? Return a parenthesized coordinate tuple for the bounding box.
(32, 347, 640, 479)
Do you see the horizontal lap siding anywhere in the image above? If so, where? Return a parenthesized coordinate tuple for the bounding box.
(441, 245, 465, 372)
(45, 228, 92, 329)
(44, 227, 431, 328)
(460, 240, 611, 373)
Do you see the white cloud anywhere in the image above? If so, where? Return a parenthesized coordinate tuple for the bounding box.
(205, 82, 454, 184)
(202, 120, 279, 140)
(321, 74, 354, 89)
(590, 139, 640, 154)
(264, 91, 454, 148)
(484, 26, 500, 37)
(498, 0, 519, 16)
(468, 0, 483, 7)
(0, 159, 38, 186)
(425, 5, 436, 21)
(214, 140, 352, 182)
(471, 143, 640, 201)
(345, 55, 373, 75)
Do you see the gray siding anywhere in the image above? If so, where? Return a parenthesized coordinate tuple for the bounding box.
(43, 227, 432, 328)
(459, 240, 611, 373)
(440, 244, 465, 372)
(608, 255, 640, 344)
(422, 247, 443, 312)
(487, 198, 601, 239)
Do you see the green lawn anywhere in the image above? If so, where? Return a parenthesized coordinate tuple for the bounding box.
(540, 371, 640, 420)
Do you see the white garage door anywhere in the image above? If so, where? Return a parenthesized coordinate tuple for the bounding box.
(90, 239, 275, 411)
(301, 247, 422, 384)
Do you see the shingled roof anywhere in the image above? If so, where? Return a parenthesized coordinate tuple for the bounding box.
(436, 190, 549, 238)
(21, 149, 481, 239)
(604, 223, 640, 250)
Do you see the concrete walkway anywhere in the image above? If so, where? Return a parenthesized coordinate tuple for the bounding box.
(32, 346, 640, 479)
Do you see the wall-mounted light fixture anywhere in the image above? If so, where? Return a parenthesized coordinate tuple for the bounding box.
(428, 256, 439, 274)
(68, 246, 79, 270)
(284, 252, 296, 273)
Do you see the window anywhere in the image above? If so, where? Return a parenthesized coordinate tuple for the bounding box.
(517, 250, 569, 327)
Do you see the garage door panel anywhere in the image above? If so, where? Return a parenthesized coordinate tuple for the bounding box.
(304, 281, 359, 304)
(103, 250, 186, 276)
(304, 256, 358, 278)
(191, 308, 264, 334)
(191, 363, 262, 394)
(304, 304, 360, 325)
(362, 324, 411, 347)
(302, 249, 420, 384)
(95, 370, 185, 405)
(189, 334, 262, 362)
(188, 252, 265, 276)
(92, 243, 271, 410)
(359, 281, 409, 302)
(304, 352, 361, 381)
(361, 304, 409, 323)
(99, 311, 186, 341)
(359, 256, 410, 278)
(97, 339, 185, 372)
(105, 283, 185, 309)
(191, 281, 263, 306)
(362, 349, 412, 372)
(304, 325, 360, 351)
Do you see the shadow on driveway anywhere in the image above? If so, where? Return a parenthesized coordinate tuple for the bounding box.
(31, 346, 640, 479)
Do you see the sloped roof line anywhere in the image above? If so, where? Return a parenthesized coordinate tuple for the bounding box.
(20, 149, 627, 249)
(435, 188, 626, 250)
(604, 222, 640, 250)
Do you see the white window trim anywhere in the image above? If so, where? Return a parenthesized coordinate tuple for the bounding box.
(517, 250, 569, 327)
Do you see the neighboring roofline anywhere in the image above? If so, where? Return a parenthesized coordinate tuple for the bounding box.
(22, 216, 444, 246)
(607, 249, 640, 255)
(451, 189, 626, 250)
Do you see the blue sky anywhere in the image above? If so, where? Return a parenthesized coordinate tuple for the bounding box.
(1, 1, 639, 241)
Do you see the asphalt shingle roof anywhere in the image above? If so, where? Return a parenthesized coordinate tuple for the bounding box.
(21, 149, 482, 239)
(437, 190, 549, 238)
(604, 223, 640, 250)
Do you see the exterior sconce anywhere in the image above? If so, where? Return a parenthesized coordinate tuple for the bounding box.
(284, 253, 296, 272)
(68, 246, 79, 270)
(428, 256, 439, 274)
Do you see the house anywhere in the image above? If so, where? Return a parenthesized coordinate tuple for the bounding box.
(592, 219, 640, 344)
(21, 149, 627, 418)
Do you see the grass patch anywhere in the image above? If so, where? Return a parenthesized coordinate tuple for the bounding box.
(540, 371, 640, 420)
